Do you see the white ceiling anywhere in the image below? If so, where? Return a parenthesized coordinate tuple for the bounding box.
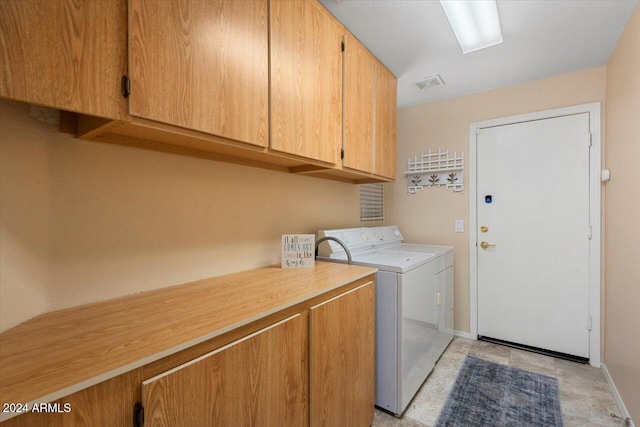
(319, 0, 638, 109)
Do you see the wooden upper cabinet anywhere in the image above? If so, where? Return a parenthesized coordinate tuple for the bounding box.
(342, 35, 397, 179)
(0, 0, 128, 120)
(310, 282, 375, 427)
(129, 0, 269, 147)
(142, 315, 306, 427)
(343, 35, 375, 174)
(270, 0, 343, 164)
(375, 64, 397, 179)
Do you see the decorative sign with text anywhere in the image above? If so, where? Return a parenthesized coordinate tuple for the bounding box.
(281, 234, 315, 268)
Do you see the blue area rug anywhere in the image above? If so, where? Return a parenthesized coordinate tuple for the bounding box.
(436, 355, 563, 427)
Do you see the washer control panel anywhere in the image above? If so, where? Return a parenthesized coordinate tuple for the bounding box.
(317, 226, 405, 257)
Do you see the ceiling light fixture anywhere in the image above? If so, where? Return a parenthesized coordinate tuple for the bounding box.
(440, 0, 503, 54)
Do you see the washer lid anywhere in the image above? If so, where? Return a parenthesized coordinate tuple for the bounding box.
(321, 249, 433, 273)
(385, 243, 454, 257)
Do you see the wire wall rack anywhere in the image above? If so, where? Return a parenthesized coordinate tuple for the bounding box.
(406, 148, 464, 195)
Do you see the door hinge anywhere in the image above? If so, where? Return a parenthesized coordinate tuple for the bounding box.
(475, 128, 481, 136)
(588, 132, 592, 147)
(340, 148, 345, 159)
(133, 402, 144, 427)
(121, 75, 131, 99)
(587, 316, 592, 331)
(587, 225, 592, 239)
(341, 41, 345, 52)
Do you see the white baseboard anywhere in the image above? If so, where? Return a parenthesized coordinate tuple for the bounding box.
(454, 330, 472, 339)
(602, 362, 635, 427)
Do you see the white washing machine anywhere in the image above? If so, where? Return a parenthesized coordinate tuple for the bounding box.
(316, 226, 454, 416)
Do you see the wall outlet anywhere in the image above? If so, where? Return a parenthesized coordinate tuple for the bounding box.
(455, 220, 464, 233)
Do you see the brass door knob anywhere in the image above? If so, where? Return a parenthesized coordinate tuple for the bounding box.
(480, 241, 496, 249)
(480, 225, 489, 233)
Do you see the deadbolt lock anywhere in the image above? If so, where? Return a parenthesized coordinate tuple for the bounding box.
(480, 225, 489, 233)
(480, 241, 496, 249)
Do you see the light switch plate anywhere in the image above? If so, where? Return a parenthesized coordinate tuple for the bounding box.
(455, 220, 464, 233)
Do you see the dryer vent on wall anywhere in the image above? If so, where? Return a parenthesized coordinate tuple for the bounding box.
(413, 74, 445, 90)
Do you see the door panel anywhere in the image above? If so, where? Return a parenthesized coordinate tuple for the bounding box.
(0, 0, 128, 119)
(129, 0, 269, 146)
(343, 35, 375, 173)
(375, 65, 397, 179)
(310, 282, 374, 427)
(142, 315, 306, 427)
(270, 0, 343, 164)
(477, 113, 590, 358)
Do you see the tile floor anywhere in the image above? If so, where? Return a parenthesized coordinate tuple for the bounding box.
(373, 337, 625, 427)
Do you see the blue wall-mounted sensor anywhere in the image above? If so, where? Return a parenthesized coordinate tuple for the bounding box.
(485, 195, 493, 203)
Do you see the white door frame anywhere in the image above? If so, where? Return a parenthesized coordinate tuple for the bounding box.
(469, 103, 601, 367)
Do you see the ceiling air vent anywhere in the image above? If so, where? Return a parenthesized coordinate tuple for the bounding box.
(414, 74, 446, 91)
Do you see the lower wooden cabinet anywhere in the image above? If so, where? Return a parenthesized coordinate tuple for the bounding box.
(310, 282, 375, 427)
(143, 315, 306, 427)
(0, 370, 143, 427)
(142, 282, 376, 427)
(0, 278, 375, 427)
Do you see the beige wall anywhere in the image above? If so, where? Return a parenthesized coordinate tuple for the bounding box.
(0, 99, 360, 332)
(604, 4, 640, 422)
(0, 103, 52, 331)
(388, 66, 607, 335)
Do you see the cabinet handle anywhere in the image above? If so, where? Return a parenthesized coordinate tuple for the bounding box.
(121, 75, 131, 99)
(133, 402, 144, 427)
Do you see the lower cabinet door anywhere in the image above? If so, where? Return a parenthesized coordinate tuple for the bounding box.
(142, 314, 306, 427)
(309, 282, 375, 427)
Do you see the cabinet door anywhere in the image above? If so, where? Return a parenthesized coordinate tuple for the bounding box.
(0, 370, 142, 427)
(0, 0, 127, 119)
(343, 35, 375, 173)
(375, 65, 397, 179)
(310, 282, 375, 427)
(270, 0, 343, 164)
(129, 0, 269, 147)
(142, 315, 306, 427)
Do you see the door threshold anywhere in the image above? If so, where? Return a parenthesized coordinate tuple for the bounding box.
(478, 336, 589, 364)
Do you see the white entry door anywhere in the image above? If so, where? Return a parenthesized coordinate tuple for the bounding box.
(476, 113, 591, 358)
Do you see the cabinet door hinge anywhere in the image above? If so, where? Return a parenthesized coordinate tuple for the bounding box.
(587, 225, 592, 239)
(121, 75, 131, 99)
(340, 148, 345, 159)
(133, 402, 144, 427)
(587, 316, 592, 331)
(341, 41, 345, 52)
(588, 132, 593, 147)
